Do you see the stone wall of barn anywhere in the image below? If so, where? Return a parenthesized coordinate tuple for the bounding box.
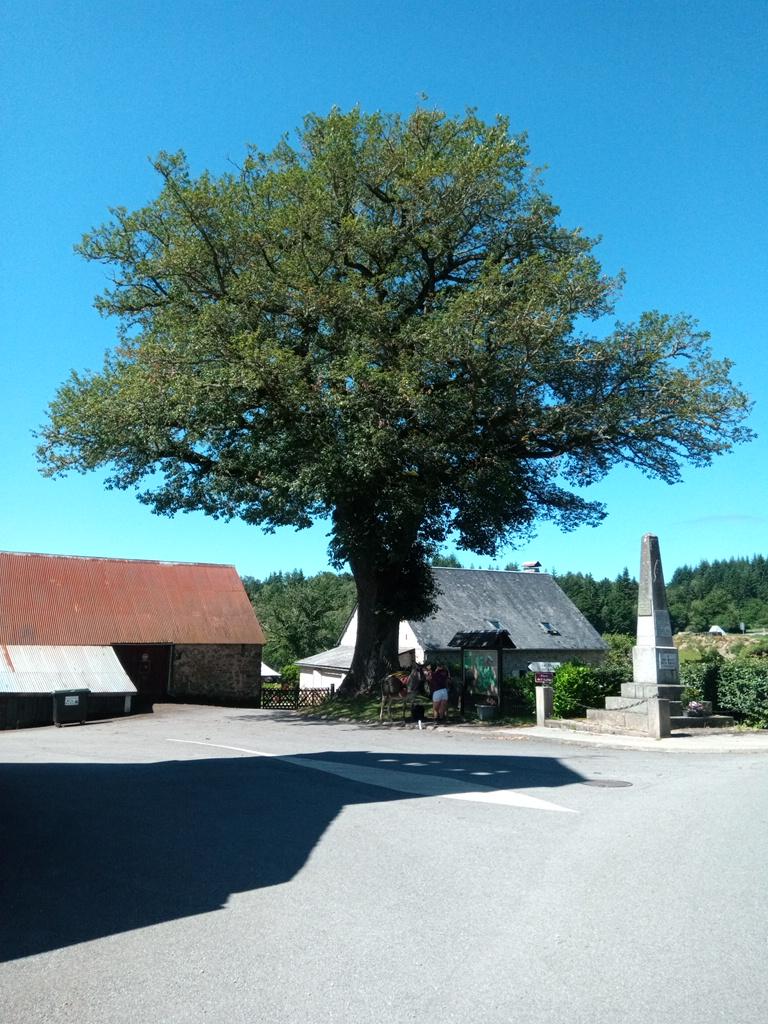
(170, 644, 262, 704)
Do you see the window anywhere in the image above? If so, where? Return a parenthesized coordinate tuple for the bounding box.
(539, 621, 560, 635)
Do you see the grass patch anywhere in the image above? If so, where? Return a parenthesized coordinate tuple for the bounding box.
(298, 696, 535, 728)
(299, 695, 382, 721)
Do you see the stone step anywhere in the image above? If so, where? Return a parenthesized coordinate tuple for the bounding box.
(586, 708, 650, 734)
(605, 697, 683, 716)
(542, 718, 599, 733)
(670, 715, 735, 729)
(604, 697, 651, 715)
(621, 683, 683, 700)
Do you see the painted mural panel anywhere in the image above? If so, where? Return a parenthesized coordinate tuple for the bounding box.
(464, 650, 499, 699)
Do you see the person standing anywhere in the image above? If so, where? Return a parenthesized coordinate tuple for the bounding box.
(430, 663, 450, 723)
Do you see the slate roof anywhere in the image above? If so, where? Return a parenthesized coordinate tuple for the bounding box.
(296, 645, 355, 671)
(296, 643, 415, 672)
(411, 568, 606, 653)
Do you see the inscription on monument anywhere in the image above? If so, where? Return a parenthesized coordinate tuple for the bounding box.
(657, 651, 678, 669)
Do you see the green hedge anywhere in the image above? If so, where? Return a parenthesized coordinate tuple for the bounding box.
(501, 674, 536, 715)
(550, 663, 623, 719)
(717, 661, 768, 727)
(679, 659, 721, 708)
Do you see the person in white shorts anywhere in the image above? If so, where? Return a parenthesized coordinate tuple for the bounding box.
(430, 663, 450, 723)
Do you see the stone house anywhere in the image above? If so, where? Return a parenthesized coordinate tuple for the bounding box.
(0, 551, 265, 728)
(296, 566, 606, 690)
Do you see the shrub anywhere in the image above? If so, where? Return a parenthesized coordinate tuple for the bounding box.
(601, 633, 634, 680)
(548, 662, 624, 718)
(738, 639, 768, 660)
(718, 661, 768, 727)
(680, 657, 721, 709)
(280, 663, 300, 684)
(501, 674, 536, 715)
(551, 664, 592, 717)
(591, 665, 629, 696)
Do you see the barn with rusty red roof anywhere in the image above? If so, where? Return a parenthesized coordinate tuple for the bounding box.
(0, 551, 265, 729)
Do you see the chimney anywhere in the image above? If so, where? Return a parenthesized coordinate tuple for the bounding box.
(522, 560, 542, 573)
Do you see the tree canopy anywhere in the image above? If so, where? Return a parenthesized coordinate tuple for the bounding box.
(37, 107, 753, 691)
(556, 555, 768, 635)
(242, 570, 355, 671)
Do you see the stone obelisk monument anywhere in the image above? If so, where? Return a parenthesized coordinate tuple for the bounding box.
(591, 533, 678, 736)
(610, 534, 679, 735)
(588, 533, 732, 734)
(632, 533, 680, 691)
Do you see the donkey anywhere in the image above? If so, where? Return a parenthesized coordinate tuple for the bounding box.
(379, 665, 428, 721)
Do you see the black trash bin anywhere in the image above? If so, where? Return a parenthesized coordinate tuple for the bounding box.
(53, 689, 90, 727)
(410, 703, 426, 722)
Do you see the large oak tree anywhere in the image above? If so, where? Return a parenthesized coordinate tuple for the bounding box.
(38, 108, 752, 692)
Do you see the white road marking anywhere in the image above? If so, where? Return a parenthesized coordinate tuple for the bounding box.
(165, 738, 576, 813)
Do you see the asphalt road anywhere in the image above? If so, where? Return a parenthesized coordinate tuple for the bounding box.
(1, 706, 766, 1024)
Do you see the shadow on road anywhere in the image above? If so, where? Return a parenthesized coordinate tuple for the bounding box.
(0, 748, 585, 962)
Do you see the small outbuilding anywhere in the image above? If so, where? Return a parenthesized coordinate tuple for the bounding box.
(0, 551, 265, 729)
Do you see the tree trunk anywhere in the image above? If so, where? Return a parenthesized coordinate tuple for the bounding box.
(338, 570, 400, 695)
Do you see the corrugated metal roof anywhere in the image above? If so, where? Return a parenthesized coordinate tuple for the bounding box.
(0, 645, 137, 694)
(0, 551, 265, 645)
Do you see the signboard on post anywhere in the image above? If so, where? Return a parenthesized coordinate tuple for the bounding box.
(529, 662, 559, 686)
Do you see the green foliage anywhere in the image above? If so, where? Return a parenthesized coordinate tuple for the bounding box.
(601, 633, 634, 679)
(679, 657, 722, 707)
(718, 661, 768, 727)
(36, 106, 753, 691)
(549, 662, 623, 718)
(279, 663, 300, 684)
(431, 554, 463, 567)
(555, 571, 638, 634)
(243, 570, 355, 670)
(502, 673, 536, 715)
(548, 664, 600, 718)
(679, 646, 704, 663)
(668, 556, 768, 632)
(551, 664, 593, 718)
(737, 638, 768, 659)
(559, 555, 768, 636)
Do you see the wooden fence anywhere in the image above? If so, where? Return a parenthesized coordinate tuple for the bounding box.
(260, 686, 335, 710)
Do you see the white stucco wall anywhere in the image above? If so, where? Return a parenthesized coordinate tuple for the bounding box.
(398, 621, 423, 662)
(340, 612, 421, 663)
(299, 667, 346, 690)
(339, 612, 357, 646)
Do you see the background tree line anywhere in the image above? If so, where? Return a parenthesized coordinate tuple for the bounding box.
(242, 571, 356, 673)
(243, 555, 768, 675)
(554, 555, 768, 634)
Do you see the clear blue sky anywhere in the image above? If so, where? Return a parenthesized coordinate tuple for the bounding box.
(1, 0, 766, 582)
